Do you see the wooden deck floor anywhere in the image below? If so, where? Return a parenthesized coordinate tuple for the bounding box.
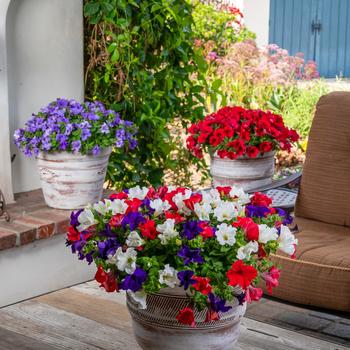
(0, 282, 348, 350)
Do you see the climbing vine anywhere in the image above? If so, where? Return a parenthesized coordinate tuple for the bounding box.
(84, 0, 208, 188)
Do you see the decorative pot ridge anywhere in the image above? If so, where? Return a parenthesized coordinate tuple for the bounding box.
(36, 147, 111, 209)
(127, 287, 246, 350)
(210, 151, 275, 191)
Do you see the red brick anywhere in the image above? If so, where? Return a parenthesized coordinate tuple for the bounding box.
(0, 231, 17, 251)
(0, 221, 37, 246)
(55, 218, 70, 235)
(16, 216, 55, 239)
(31, 209, 70, 235)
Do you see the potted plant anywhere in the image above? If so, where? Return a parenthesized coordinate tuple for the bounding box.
(66, 185, 297, 349)
(13, 98, 137, 209)
(186, 106, 299, 190)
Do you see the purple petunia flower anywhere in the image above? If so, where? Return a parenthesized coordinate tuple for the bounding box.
(122, 212, 146, 231)
(98, 238, 120, 259)
(208, 293, 232, 313)
(100, 122, 110, 134)
(92, 145, 101, 155)
(120, 268, 148, 292)
(177, 270, 195, 290)
(245, 205, 270, 218)
(178, 246, 204, 265)
(70, 209, 83, 227)
(71, 140, 82, 153)
(276, 208, 293, 225)
(182, 220, 202, 240)
(56, 134, 68, 150)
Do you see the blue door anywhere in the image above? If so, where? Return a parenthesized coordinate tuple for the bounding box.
(269, 0, 350, 78)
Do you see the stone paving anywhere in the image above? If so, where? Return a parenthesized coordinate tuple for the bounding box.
(246, 296, 350, 347)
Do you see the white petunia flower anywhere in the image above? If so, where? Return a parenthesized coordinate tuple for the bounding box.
(77, 209, 97, 231)
(159, 264, 179, 288)
(127, 290, 147, 309)
(126, 231, 144, 247)
(216, 223, 237, 246)
(172, 190, 192, 215)
(110, 199, 128, 215)
(237, 241, 259, 260)
(229, 187, 250, 205)
(128, 186, 149, 200)
(108, 247, 137, 274)
(156, 219, 179, 244)
(208, 188, 222, 207)
(278, 225, 298, 255)
(150, 198, 171, 216)
(194, 202, 212, 221)
(214, 201, 238, 222)
(258, 224, 279, 244)
(93, 200, 111, 215)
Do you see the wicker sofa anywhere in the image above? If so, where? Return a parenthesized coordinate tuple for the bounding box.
(268, 92, 350, 312)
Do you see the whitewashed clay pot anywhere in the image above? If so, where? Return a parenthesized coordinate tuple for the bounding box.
(210, 151, 275, 191)
(36, 147, 111, 209)
(127, 287, 246, 350)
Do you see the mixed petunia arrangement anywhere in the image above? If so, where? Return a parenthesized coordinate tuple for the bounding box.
(66, 185, 297, 327)
(186, 106, 299, 159)
(14, 98, 138, 157)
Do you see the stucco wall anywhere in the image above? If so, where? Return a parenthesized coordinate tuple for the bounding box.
(6, 0, 84, 194)
(242, 0, 270, 47)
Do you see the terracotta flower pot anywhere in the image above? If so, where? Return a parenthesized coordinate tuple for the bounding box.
(127, 288, 246, 350)
(210, 151, 275, 191)
(36, 147, 111, 209)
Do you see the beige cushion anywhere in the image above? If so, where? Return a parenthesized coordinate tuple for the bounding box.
(295, 91, 350, 227)
(269, 217, 350, 311)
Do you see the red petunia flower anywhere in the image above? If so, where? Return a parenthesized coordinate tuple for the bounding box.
(110, 192, 128, 200)
(259, 141, 273, 154)
(165, 211, 185, 224)
(176, 307, 196, 327)
(262, 266, 280, 293)
(246, 146, 260, 158)
(184, 193, 203, 211)
(199, 222, 214, 239)
(192, 276, 212, 295)
(234, 217, 259, 241)
(139, 220, 158, 240)
(126, 198, 143, 213)
(95, 266, 118, 293)
(245, 285, 263, 303)
(216, 186, 231, 196)
(67, 226, 80, 242)
(109, 214, 123, 227)
(250, 192, 272, 207)
(226, 260, 258, 289)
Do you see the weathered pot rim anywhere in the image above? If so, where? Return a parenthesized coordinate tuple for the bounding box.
(211, 150, 275, 161)
(36, 146, 112, 160)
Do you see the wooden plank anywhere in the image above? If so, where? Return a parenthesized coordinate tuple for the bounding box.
(0, 285, 347, 350)
(41, 287, 347, 350)
(239, 318, 347, 350)
(38, 288, 132, 333)
(0, 300, 140, 350)
(0, 327, 61, 350)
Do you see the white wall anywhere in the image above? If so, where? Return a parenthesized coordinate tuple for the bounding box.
(6, 0, 84, 194)
(242, 0, 270, 47)
(231, 0, 270, 47)
(0, 234, 95, 307)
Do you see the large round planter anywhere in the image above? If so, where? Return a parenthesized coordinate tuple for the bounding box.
(210, 151, 275, 191)
(127, 288, 246, 350)
(36, 147, 111, 209)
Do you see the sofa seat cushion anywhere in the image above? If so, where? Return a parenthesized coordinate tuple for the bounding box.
(269, 217, 350, 311)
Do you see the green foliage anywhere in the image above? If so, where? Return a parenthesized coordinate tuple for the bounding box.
(192, 1, 254, 52)
(84, 0, 207, 189)
(269, 81, 329, 138)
